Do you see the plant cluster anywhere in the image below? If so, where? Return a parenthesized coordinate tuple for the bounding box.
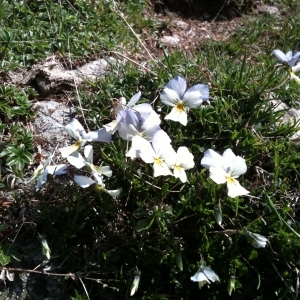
(17, 48, 300, 298)
(1, 1, 300, 299)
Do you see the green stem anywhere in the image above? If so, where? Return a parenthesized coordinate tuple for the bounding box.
(266, 195, 300, 239)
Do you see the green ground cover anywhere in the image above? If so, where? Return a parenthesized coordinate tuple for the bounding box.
(1, 0, 300, 299)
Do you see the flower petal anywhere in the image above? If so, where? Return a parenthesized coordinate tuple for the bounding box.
(290, 72, 300, 84)
(203, 267, 220, 283)
(153, 161, 172, 177)
(103, 121, 120, 134)
(227, 179, 249, 198)
(221, 149, 237, 170)
(273, 49, 287, 63)
(183, 84, 209, 107)
(292, 63, 300, 73)
(64, 119, 85, 139)
(173, 167, 187, 183)
(127, 91, 141, 107)
(165, 106, 188, 126)
(84, 145, 93, 163)
(176, 146, 195, 170)
(245, 231, 268, 248)
(36, 169, 49, 191)
(165, 76, 187, 99)
(160, 87, 180, 106)
(83, 128, 112, 143)
(152, 129, 172, 148)
(133, 136, 155, 163)
(201, 149, 224, 170)
(67, 155, 86, 169)
(59, 142, 81, 158)
(74, 175, 95, 188)
(105, 189, 121, 199)
(288, 52, 300, 67)
(92, 165, 112, 177)
(230, 156, 247, 177)
(46, 164, 67, 175)
(209, 167, 227, 184)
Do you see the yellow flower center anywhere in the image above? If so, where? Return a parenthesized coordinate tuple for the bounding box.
(74, 140, 82, 149)
(154, 157, 163, 166)
(226, 175, 235, 184)
(174, 164, 182, 171)
(175, 101, 185, 112)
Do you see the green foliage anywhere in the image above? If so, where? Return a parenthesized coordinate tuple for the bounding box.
(0, 85, 35, 179)
(0, 0, 151, 69)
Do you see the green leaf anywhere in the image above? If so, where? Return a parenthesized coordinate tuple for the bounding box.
(0, 248, 10, 266)
(136, 219, 152, 232)
(249, 249, 258, 260)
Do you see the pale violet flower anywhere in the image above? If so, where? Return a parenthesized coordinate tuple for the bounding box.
(74, 173, 120, 199)
(191, 266, 220, 289)
(201, 149, 249, 198)
(160, 76, 209, 126)
(67, 145, 112, 177)
(59, 119, 111, 158)
(116, 107, 161, 159)
(132, 130, 173, 177)
(118, 108, 161, 142)
(273, 49, 300, 84)
(26, 155, 67, 191)
(165, 146, 195, 183)
(273, 49, 300, 67)
(104, 91, 142, 134)
(245, 231, 268, 248)
(115, 91, 142, 114)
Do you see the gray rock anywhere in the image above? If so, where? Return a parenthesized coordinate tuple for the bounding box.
(32, 100, 74, 156)
(160, 35, 180, 46)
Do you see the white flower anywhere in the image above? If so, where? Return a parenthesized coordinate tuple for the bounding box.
(59, 119, 111, 158)
(160, 76, 209, 126)
(245, 231, 268, 248)
(118, 108, 161, 142)
(273, 49, 300, 67)
(26, 155, 67, 191)
(191, 266, 220, 289)
(104, 92, 143, 134)
(165, 146, 195, 182)
(201, 149, 250, 198)
(130, 272, 141, 296)
(74, 173, 120, 199)
(289, 69, 300, 84)
(116, 106, 161, 159)
(132, 130, 173, 177)
(67, 145, 112, 177)
(273, 50, 300, 84)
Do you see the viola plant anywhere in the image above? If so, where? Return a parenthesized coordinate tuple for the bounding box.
(59, 118, 112, 158)
(273, 49, 300, 84)
(245, 231, 269, 249)
(67, 145, 112, 177)
(74, 173, 120, 199)
(3, 1, 300, 299)
(190, 266, 220, 289)
(201, 149, 249, 198)
(160, 75, 209, 125)
(26, 152, 67, 191)
(165, 146, 195, 183)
